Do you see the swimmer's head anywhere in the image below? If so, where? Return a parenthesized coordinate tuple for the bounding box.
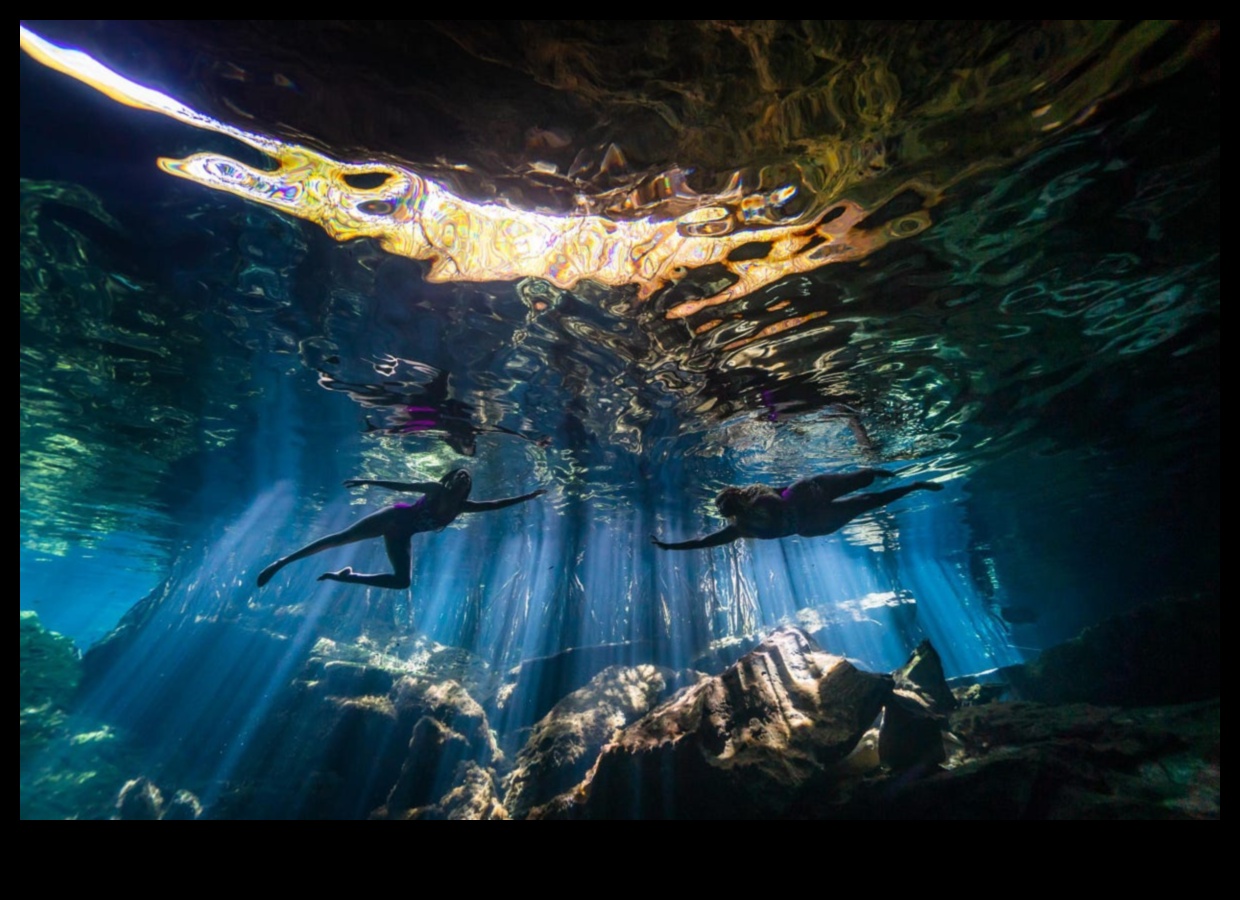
(715, 487, 745, 518)
(441, 468, 472, 499)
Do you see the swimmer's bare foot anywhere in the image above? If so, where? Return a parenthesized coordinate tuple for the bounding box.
(257, 562, 282, 587)
(318, 567, 355, 582)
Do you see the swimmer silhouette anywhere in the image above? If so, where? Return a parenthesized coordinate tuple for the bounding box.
(257, 469, 545, 588)
(651, 468, 942, 550)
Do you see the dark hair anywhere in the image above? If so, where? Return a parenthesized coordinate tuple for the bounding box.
(440, 468, 472, 496)
(715, 484, 780, 517)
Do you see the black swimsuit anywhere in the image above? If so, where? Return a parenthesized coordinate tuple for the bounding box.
(391, 493, 462, 537)
(740, 493, 796, 539)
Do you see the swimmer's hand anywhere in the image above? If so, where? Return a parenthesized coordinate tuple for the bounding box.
(343, 479, 367, 489)
(649, 534, 672, 550)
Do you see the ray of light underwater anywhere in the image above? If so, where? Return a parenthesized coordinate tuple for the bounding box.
(20, 21, 1219, 819)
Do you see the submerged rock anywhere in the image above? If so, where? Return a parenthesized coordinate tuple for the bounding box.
(879, 690, 947, 770)
(116, 777, 164, 820)
(381, 716, 473, 815)
(893, 639, 957, 714)
(20, 611, 81, 715)
(504, 663, 702, 819)
(492, 639, 656, 733)
(557, 626, 891, 819)
(20, 612, 144, 820)
(950, 680, 1009, 707)
(685, 594, 909, 677)
(1000, 594, 1220, 707)
(163, 789, 204, 820)
(879, 639, 954, 769)
(837, 699, 1221, 819)
(55, 593, 1221, 820)
(20, 611, 83, 764)
(373, 680, 506, 819)
(215, 638, 502, 820)
(398, 762, 508, 821)
(114, 778, 203, 820)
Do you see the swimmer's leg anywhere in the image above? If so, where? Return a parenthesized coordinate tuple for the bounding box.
(787, 468, 897, 503)
(318, 532, 412, 589)
(256, 508, 398, 587)
(797, 481, 942, 537)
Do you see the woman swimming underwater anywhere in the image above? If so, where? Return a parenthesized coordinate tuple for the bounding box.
(650, 468, 942, 550)
(257, 469, 545, 588)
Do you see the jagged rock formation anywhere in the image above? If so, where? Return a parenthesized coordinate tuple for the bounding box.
(879, 639, 956, 769)
(116, 776, 164, 820)
(1000, 594, 1220, 707)
(504, 663, 702, 819)
(543, 627, 891, 818)
(373, 677, 501, 818)
(834, 699, 1220, 819)
(20, 610, 81, 714)
(217, 646, 502, 820)
(492, 640, 656, 734)
(396, 762, 507, 820)
(48, 593, 1220, 820)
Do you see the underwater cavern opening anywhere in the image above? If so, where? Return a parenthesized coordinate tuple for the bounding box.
(20, 20, 1219, 819)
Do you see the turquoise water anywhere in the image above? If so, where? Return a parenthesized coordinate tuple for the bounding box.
(20, 22, 1219, 819)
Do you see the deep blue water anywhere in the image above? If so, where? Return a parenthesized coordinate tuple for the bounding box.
(19, 21, 1219, 818)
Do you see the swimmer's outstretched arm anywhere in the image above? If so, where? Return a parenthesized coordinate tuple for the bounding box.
(650, 525, 741, 550)
(461, 489, 546, 512)
(478, 421, 552, 447)
(343, 479, 442, 493)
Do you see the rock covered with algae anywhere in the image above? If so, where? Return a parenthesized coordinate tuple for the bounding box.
(212, 637, 506, 820)
(20, 610, 81, 714)
(21, 611, 139, 819)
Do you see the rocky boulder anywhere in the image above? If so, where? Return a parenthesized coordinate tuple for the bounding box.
(504, 663, 701, 819)
(879, 639, 956, 769)
(492, 639, 657, 734)
(1001, 594, 1220, 707)
(397, 762, 508, 820)
(558, 627, 891, 818)
(215, 640, 502, 820)
(834, 698, 1220, 819)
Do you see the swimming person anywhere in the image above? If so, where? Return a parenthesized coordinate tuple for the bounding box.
(650, 468, 942, 550)
(257, 469, 545, 588)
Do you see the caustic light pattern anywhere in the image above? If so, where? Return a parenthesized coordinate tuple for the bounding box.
(20, 25, 928, 319)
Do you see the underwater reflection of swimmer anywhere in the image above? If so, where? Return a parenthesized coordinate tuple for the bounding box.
(821, 403, 876, 454)
(256, 469, 545, 588)
(320, 363, 549, 457)
(651, 468, 942, 550)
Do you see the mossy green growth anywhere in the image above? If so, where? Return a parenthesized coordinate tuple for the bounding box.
(20, 610, 81, 712)
(20, 611, 132, 818)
